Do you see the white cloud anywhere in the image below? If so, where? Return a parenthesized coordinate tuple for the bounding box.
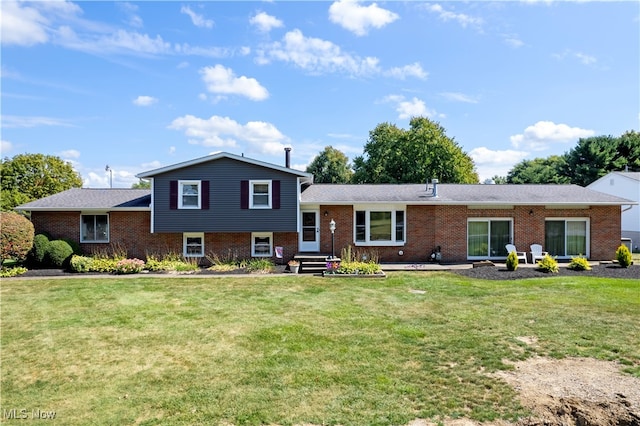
(58, 149, 81, 159)
(180, 6, 214, 29)
(56, 26, 173, 56)
(2, 115, 74, 128)
(427, 4, 483, 30)
(503, 35, 524, 48)
(510, 121, 595, 151)
(118, 2, 143, 28)
(200, 65, 269, 101)
(168, 115, 288, 155)
(440, 92, 479, 104)
(553, 49, 598, 66)
(250, 12, 283, 33)
(469, 147, 530, 180)
(575, 52, 597, 65)
(383, 95, 439, 120)
(1, 140, 13, 155)
(168, 146, 176, 155)
(0, 0, 49, 46)
(133, 95, 158, 106)
(256, 29, 380, 77)
(328, 0, 399, 36)
(385, 62, 428, 80)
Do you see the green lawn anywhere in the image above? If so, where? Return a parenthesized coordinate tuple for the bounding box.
(1, 272, 639, 425)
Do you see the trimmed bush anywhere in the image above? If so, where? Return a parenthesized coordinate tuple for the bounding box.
(31, 234, 50, 265)
(0, 211, 35, 263)
(46, 240, 74, 268)
(568, 256, 591, 271)
(505, 251, 519, 271)
(69, 255, 94, 273)
(616, 244, 632, 268)
(536, 254, 559, 273)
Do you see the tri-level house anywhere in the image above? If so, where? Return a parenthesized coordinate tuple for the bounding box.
(17, 151, 636, 264)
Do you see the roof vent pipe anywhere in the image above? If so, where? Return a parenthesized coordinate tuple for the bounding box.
(285, 147, 292, 168)
(432, 179, 439, 197)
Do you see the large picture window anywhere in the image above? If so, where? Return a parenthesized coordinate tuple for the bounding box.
(354, 208, 405, 245)
(81, 214, 109, 242)
(467, 219, 512, 258)
(179, 180, 201, 209)
(183, 233, 204, 257)
(545, 219, 589, 258)
(252, 232, 273, 256)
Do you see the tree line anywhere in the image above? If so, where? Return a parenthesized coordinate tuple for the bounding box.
(2, 119, 638, 212)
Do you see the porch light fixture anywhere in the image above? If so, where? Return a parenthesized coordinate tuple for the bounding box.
(329, 218, 336, 259)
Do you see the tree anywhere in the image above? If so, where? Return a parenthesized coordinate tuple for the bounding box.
(507, 156, 570, 184)
(352, 117, 479, 184)
(0, 211, 34, 263)
(1, 154, 82, 211)
(305, 146, 353, 183)
(131, 179, 151, 189)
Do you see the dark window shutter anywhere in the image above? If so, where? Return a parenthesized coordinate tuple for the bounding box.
(201, 180, 210, 210)
(240, 180, 249, 209)
(169, 180, 178, 210)
(272, 180, 280, 209)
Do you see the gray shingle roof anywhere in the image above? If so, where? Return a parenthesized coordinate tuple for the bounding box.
(300, 183, 635, 205)
(15, 188, 151, 211)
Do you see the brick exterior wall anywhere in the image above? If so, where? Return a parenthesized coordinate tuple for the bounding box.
(30, 203, 621, 264)
(29, 211, 298, 264)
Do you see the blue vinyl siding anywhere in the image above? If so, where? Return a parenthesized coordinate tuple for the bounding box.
(152, 157, 298, 232)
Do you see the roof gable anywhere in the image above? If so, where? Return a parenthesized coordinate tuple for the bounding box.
(137, 152, 313, 181)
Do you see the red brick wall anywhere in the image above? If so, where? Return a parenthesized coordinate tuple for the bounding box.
(316, 204, 622, 263)
(30, 203, 621, 264)
(29, 211, 298, 263)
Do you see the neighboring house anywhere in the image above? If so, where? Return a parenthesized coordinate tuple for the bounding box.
(587, 171, 640, 251)
(17, 152, 636, 263)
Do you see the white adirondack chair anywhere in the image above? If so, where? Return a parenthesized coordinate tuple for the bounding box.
(505, 244, 527, 264)
(530, 244, 549, 263)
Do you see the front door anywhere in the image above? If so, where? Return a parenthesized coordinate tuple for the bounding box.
(299, 210, 320, 252)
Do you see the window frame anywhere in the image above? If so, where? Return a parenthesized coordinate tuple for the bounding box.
(183, 232, 205, 257)
(80, 213, 110, 243)
(251, 232, 273, 257)
(249, 180, 272, 209)
(544, 217, 590, 258)
(178, 180, 201, 209)
(467, 218, 513, 260)
(353, 205, 406, 246)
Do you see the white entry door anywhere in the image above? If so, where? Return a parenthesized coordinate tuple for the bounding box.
(299, 210, 320, 252)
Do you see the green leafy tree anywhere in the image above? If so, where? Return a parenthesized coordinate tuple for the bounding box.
(489, 175, 507, 184)
(306, 146, 353, 183)
(507, 156, 570, 184)
(131, 179, 151, 189)
(352, 117, 478, 184)
(1, 154, 82, 211)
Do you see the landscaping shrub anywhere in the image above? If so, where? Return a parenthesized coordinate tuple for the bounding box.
(505, 251, 519, 271)
(88, 257, 119, 273)
(0, 266, 28, 278)
(115, 258, 145, 274)
(46, 240, 74, 268)
(0, 211, 34, 263)
(246, 258, 274, 273)
(30, 234, 50, 265)
(63, 238, 82, 255)
(536, 254, 559, 273)
(69, 255, 94, 273)
(568, 256, 591, 271)
(336, 260, 382, 275)
(616, 244, 632, 268)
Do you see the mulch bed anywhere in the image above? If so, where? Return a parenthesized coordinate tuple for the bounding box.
(451, 264, 640, 281)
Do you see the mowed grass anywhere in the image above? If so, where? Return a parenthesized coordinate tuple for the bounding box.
(1, 273, 639, 425)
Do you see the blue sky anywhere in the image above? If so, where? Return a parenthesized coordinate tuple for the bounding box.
(2, 1, 638, 187)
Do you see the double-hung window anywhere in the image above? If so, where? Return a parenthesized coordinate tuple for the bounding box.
(467, 219, 512, 258)
(354, 207, 405, 245)
(183, 232, 204, 257)
(179, 181, 201, 209)
(545, 218, 589, 258)
(81, 214, 109, 242)
(250, 180, 271, 209)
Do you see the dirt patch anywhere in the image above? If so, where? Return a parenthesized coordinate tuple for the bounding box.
(415, 357, 640, 426)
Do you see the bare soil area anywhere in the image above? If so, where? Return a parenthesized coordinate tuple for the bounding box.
(413, 357, 640, 426)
